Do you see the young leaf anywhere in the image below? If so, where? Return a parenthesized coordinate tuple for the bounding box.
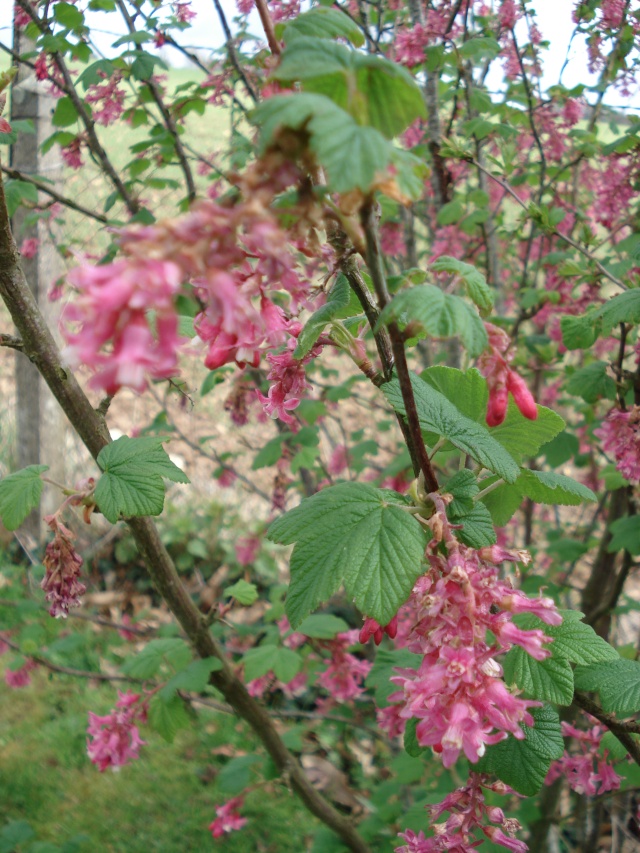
(608, 516, 640, 555)
(160, 657, 223, 701)
(148, 693, 191, 743)
(514, 470, 597, 506)
(404, 718, 428, 757)
(478, 705, 564, 796)
(565, 362, 616, 403)
(267, 483, 428, 628)
(450, 502, 497, 548)
(296, 613, 350, 638)
(294, 274, 351, 358)
(95, 436, 189, 524)
(444, 469, 479, 516)
(502, 646, 574, 705)
(430, 256, 494, 314)
(382, 375, 520, 483)
(122, 638, 192, 679)
(0, 465, 48, 531)
(224, 579, 259, 606)
(560, 313, 598, 350)
(283, 6, 365, 47)
(378, 285, 488, 357)
(272, 37, 426, 139)
(574, 659, 640, 716)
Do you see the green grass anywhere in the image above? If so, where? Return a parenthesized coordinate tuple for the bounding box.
(0, 668, 317, 852)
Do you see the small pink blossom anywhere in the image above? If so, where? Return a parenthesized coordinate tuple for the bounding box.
(478, 323, 537, 426)
(85, 73, 126, 126)
(359, 616, 398, 645)
(87, 690, 146, 772)
(209, 797, 247, 838)
(317, 631, 372, 703)
(235, 535, 261, 566)
(5, 658, 37, 689)
(546, 719, 621, 796)
(61, 137, 84, 170)
(172, 1, 196, 23)
(20, 238, 38, 259)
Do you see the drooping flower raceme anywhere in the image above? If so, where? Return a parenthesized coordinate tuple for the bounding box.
(594, 406, 640, 483)
(87, 691, 147, 772)
(41, 514, 87, 618)
(546, 720, 622, 796)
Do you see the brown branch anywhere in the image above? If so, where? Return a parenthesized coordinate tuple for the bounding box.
(15, 0, 140, 215)
(0, 164, 109, 224)
(115, 0, 196, 203)
(254, 0, 282, 56)
(0, 165, 370, 853)
(210, 0, 259, 101)
(0, 332, 24, 350)
(574, 692, 640, 766)
(360, 200, 439, 492)
(1, 636, 145, 682)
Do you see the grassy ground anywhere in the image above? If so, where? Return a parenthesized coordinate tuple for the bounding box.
(0, 668, 316, 852)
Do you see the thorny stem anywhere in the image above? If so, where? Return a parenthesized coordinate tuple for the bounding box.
(361, 199, 439, 492)
(0, 167, 371, 853)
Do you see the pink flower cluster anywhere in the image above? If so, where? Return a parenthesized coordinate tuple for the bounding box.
(382, 497, 561, 770)
(396, 774, 526, 853)
(85, 72, 126, 127)
(317, 629, 372, 703)
(477, 323, 538, 426)
(209, 797, 247, 838)
(41, 514, 86, 618)
(63, 259, 184, 394)
(64, 151, 322, 398)
(546, 720, 621, 796)
(594, 406, 640, 483)
(87, 690, 147, 772)
(4, 658, 37, 689)
(360, 616, 398, 645)
(256, 331, 323, 427)
(61, 136, 84, 170)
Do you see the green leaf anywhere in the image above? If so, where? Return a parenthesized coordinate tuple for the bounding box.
(421, 366, 488, 422)
(224, 579, 259, 605)
(268, 483, 428, 628)
(541, 431, 579, 467)
(297, 613, 349, 638)
(148, 693, 191, 743)
(3, 179, 39, 217)
(436, 199, 464, 226)
(515, 469, 597, 506)
(566, 361, 616, 403)
(608, 516, 640, 555)
(444, 469, 479, 516)
(379, 285, 487, 357)
(480, 478, 523, 526)
(243, 645, 302, 683)
(0, 465, 48, 531)
(272, 37, 426, 139)
(478, 705, 564, 796)
(131, 52, 157, 82)
(0, 821, 36, 853)
(52, 96, 79, 128)
(122, 637, 192, 679)
(243, 645, 278, 682)
(95, 436, 189, 523)
(382, 375, 520, 483)
(217, 755, 262, 795)
(53, 1, 84, 29)
(294, 274, 350, 358)
(77, 59, 116, 89)
(598, 290, 640, 335)
(404, 718, 428, 757)
(451, 501, 497, 548)
(252, 435, 286, 470)
(490, 402, 565, 463)
(252, 93, 391, 194)
(283, 6, 364, 47)
(430, 256, 494, 314)
(160, 657, 222, 701)
(575, 659, 640, 716)
(560, 313, 598, 350)
(543, 613, 618, 665)
(366, 647, 422, 706)
(503, 646, 574, 705)
(459, 36, 501, 60)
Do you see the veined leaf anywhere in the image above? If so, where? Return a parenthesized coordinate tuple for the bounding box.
(514, 470, 596, 506)
(283, 7, 364, 46)
(575, 659, 640, 716)
(0, 465, 48, 531)
(267, 482, 428, 628)
(503, 646, 574, 705)
(430, 256, 494, 315)
(294, 274, 350, 358)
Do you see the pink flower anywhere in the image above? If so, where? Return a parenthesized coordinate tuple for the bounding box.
(20, 238, 38, 259)
(41, 514, 86, 618)
(235, 535, 261, 566)
(478, 323, 537, 426)
(87, 691, 146, 772)
(317, 631, 372, 703)
(359, 616, 398, 645)
(5, 658, 37, 689)
(172, 1, 196, 23)
(595, 406, 640, 483)
(256, 334, 322, 426)
(61, 137, 84, 170)
(85, 73, 126, 126)
(209, 797, 247, 838)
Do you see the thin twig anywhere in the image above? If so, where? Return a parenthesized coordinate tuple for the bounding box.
(254, 0, 282, 56)
(1, 636, 146, 682)
(574, 692, 640, 766)
(210, 0, 259, 101)
(0, 164, 110, 224)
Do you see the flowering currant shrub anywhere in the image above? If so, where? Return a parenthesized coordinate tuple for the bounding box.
(1, 0, 640, 850)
